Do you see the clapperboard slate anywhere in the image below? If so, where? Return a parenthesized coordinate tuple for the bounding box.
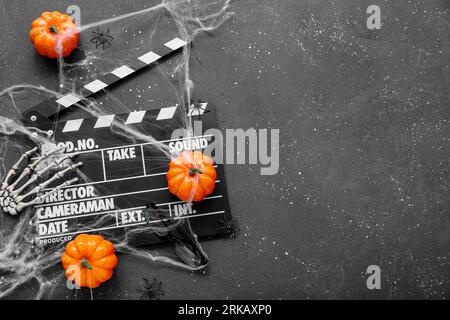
(34, 104, 232, 247)
(21, 35, 232, 247)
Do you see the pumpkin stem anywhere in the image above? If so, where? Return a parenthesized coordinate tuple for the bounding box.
(81, 258, 92, 270)
(189, 168, 203, 176)
(49, 25, 58, 34)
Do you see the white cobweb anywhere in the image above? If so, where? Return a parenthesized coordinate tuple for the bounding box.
(0, 0, 233, 299)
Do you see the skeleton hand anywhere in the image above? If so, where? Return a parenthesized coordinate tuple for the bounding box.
(0, 147, 82, 215)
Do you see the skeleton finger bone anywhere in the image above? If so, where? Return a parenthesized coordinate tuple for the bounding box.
(6, 146, 66, 193)
(15, 162, 83, 203)
(14, 178, 80, 214)
(0, 147, 82, 216)
(10, 153, 80, 199)
(0, 147, 38, 189)
(0, 147, 39, 206)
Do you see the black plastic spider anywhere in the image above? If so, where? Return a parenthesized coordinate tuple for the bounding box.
(217, 217, 240, 239)
(136, 278, 164, 300)
(189, 101, 210, 116)
(90, 27, 114, 50)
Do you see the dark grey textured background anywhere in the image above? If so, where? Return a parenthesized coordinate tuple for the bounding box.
(0, 0, 449, 299)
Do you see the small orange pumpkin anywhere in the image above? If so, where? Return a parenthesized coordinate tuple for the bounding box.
(61, 234, 118, 289)
(167, 151, 217, 202)
(29, 11, 79, 58)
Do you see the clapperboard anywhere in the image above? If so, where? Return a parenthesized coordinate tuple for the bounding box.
(21, 35, 232, 247)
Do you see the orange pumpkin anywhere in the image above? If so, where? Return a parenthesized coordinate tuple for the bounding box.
(61, 234, 118, 289)
(167, 151, 217, 202)
(29, 11, 79, 58)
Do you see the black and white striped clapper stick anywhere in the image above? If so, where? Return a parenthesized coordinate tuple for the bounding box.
(58, 103, 209, 133)
(22, 35, 187, 124)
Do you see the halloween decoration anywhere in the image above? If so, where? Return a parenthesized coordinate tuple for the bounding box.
(167, 151, 217, 202)
(188, 101, 210, 116)
(61, 234, 118, 288)
(29, 11, 80, 58)
(217, 217, 240, 239)
(0, 147, 82, 215)
(137, 277, 165, 300)
(90, 27, 114, 50)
